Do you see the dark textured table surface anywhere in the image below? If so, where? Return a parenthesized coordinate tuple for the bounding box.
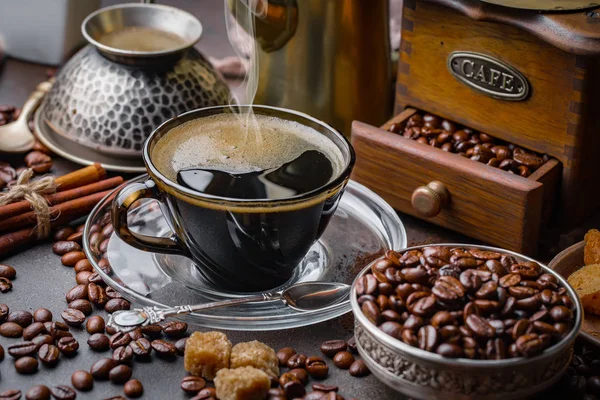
(0, 1, 597, 399)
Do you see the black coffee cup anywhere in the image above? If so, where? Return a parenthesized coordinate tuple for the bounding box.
(112, 105, 355, 292)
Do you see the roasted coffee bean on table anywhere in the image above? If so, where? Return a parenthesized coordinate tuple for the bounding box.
(7, 310, 33, 327)
(88, 332, 110, 351)
(124, 379, 144, 398)
(0, 389, 22, 400)
(71, 370, 93, 391)
(23, 322, 46, 340)
(388, 111, 549, 177)
(38, 344, 60, 366)
(357, 246, 577, 359)
(0, 303, 9, 322)
(181, 376, 206, 393)
(86, 315, 105, 334)
(7, 341, 37, 358)
(25, 385, 50, 400)
(0, 264, 16, 280)
(0, 322, 23, 338)
(15, 356, 38, 374)
(277, 347, 297, 365)
(91, 358, 119, 380)
(109, 364, 133, 383)
(49, 385, 76, 400)
(57, 336, 79, 356)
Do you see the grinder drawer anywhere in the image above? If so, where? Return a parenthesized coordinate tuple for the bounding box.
(350, 109, 561, 255)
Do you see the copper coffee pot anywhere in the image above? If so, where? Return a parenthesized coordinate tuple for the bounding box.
(228, 0, 393, 136)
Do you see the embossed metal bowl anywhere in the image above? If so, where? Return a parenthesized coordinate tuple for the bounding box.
(40, 3, 230, 157)
(351, 244, 582, 400)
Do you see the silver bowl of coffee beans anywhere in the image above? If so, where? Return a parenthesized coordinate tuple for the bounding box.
(350, 244, 582, 400)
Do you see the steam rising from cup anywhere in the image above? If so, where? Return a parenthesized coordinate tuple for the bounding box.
(224, 0, 267, 144)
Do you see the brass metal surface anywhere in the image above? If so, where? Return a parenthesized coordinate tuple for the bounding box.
(480, 0, 599, 11)
(411, 181, 450, 218)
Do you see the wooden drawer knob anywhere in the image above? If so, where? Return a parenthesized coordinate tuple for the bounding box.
(411, 181, 450, 218)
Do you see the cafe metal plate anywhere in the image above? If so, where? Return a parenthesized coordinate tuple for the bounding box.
(480, 0, 600, 11)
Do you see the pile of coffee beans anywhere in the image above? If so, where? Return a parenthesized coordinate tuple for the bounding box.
(356, 246, 576, 359)
(548, 341, 600, 399)
(0, 263, 16, 293)
(387, 111, 549, 178)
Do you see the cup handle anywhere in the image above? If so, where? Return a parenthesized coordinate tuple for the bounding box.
(112, 179, 186, 256)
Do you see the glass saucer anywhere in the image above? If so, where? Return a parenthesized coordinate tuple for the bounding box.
(83, 175, 406, 330)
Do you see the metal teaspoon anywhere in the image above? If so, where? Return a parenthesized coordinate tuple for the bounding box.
(107, 282, 351, 332)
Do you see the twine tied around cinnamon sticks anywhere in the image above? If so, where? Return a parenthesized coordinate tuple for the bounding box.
(0, 169, 57, 239)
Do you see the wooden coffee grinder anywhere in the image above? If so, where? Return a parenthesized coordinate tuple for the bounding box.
(351, 0, 600, 254)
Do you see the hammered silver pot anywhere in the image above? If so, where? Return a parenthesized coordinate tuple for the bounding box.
(41, 3, 230, 157)
(351, 244, 582, 400)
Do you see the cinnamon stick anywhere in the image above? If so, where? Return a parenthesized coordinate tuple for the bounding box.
(0, 190, 109, 259)
(0, 176, 123, 220)
(55, 163, 106, 192)
(0, 190, 112, 234)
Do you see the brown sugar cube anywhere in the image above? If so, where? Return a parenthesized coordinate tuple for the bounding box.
(230, 340, 279, 378)
(214, 366, 271, 400)
(184, 331, 232, 380)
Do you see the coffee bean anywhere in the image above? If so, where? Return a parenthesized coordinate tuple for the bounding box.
(65, 285, 88, 302)
(174, 337, 187, 356)
(57, 337, 79, 356)
(289, 368, 308, 385)
(71, 370, 93, 391)
(466, 314, 495, 338)
(305, 356, 328, 378)
(8, 341, 37, 358)
(129, 337, 152, 359)
(332, 351, 354, 369)
(303, 392, 327, 400)
(67, 299, 92, 316)
(516, 333, 545, 357)
(106, 325, 118, 335)
(110, 332, 131, 349)
(432, 276, 465, 302)
(88, 283, 108, 307)
(75, 271, 92, 285)
(32, 335, 53, 349)
(109, 364, 133, 383)
(88, 333, 110, 351)
(38, 344, 60, 366)
(349, 359, 370, 377)
(0, 278, 12, 293)
(54, 227, 75, 242)
(82, 316, 104, 335)
(0, 264, 16, 280)
(287, 353, 307, 369)
(436, 343, 464, 358)
(87, 272, 105, 286)
(193, 388, 217, 400)
(61, 251, 86, 267)
(161, 320, 187, 338)
(105, 286, 123, 299)
(550, 305, 573, 322)
(140, 324, 162, 338)
(279, 372, 300, 387)
(320, 340, 347, 357)
(0, 390, 21, 400)
(25, 385, 50, 400)
(74, 259, 93, 273)
(32, 308, 52, 323)
(15, 356, 38, 374)
(91, 358, 118, 380)
(8, 310, 33, 327)
(283, 381, 306, 399)
(0, 322, 23, 338)
(102, 298, 129, 314)
(312, 383, 339, 392)
(128, 328, 143, 340)
(151, 339, 176, 357)
(66, 231, 83, 244)
(113, 345, 134, 364)
(124, 379, 144, 398)
(418, 325, 439, 351)
(25, 151, 52, 173)
(0, 304, 9, 323)
(23, 322, 47, 340)
(52, 241, 81, 256)
(49, 386, 76, 400)
(49, 321, 70, 340)
(181, 376, 206, 393)
(61, 309, 85, 327)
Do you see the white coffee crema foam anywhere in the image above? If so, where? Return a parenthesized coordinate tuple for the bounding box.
(152, 113, 346, 184)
